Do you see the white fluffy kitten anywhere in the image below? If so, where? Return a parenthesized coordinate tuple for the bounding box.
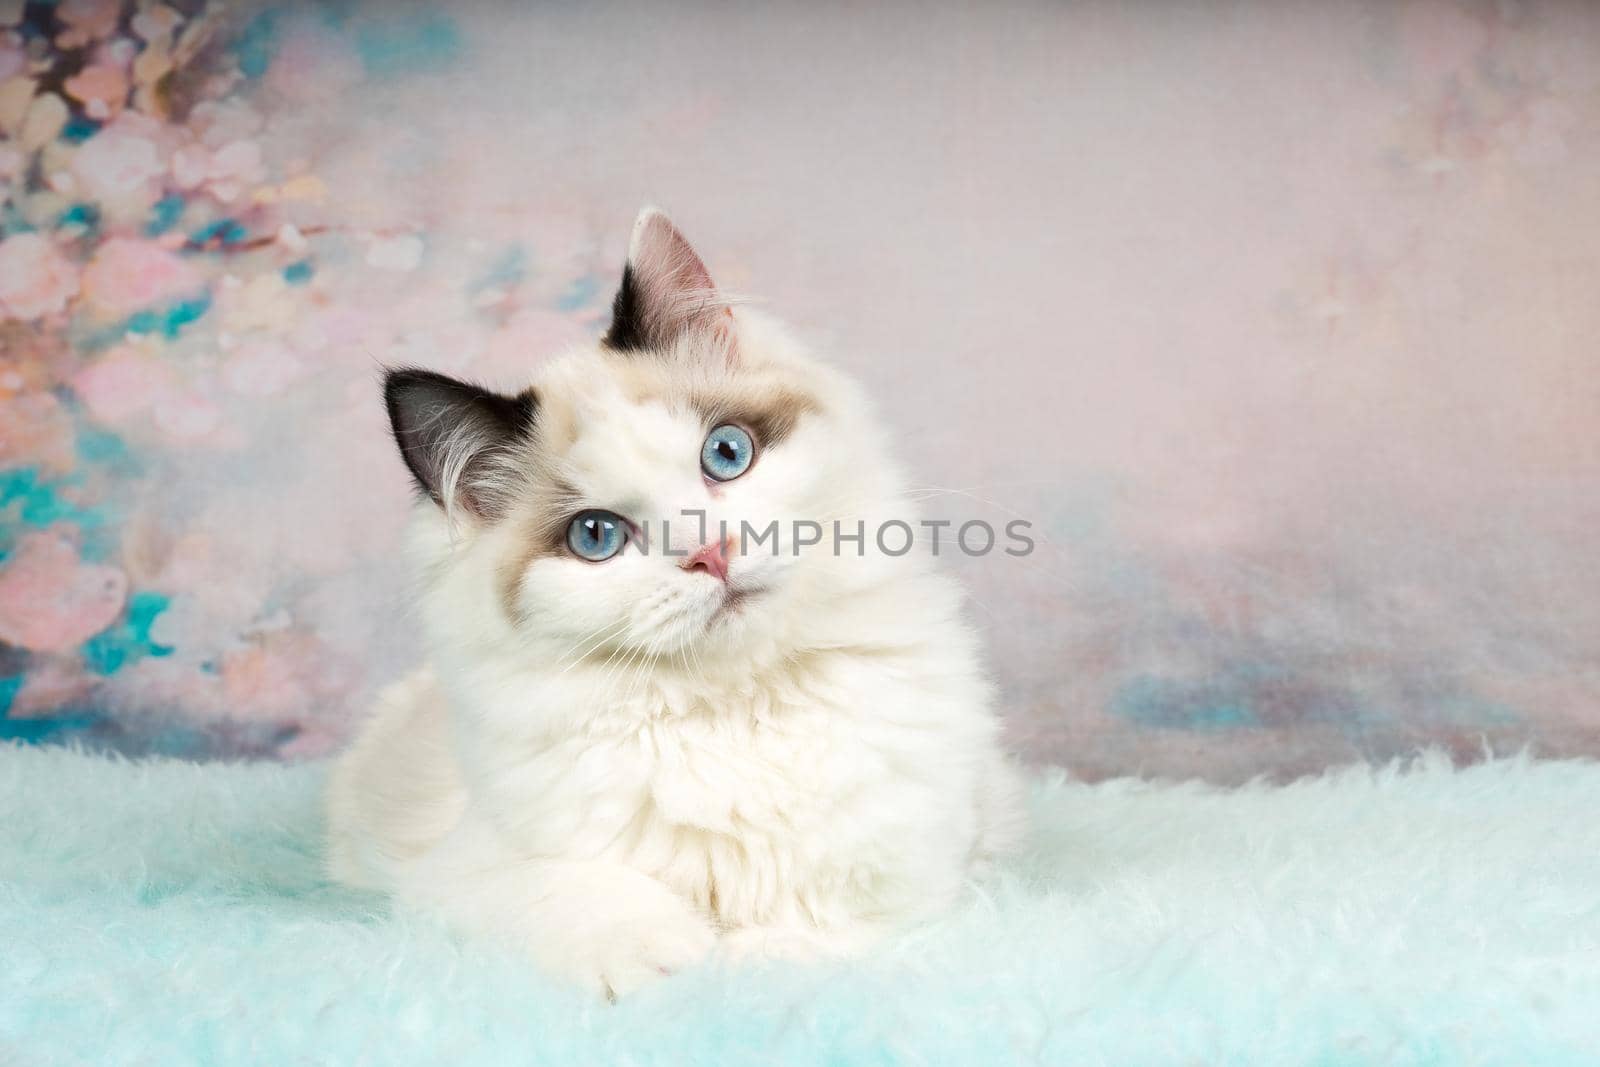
(326, 208, 1024, 998)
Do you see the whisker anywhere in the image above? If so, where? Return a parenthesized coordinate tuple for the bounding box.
(553, 620, 621, 666)
(624, 630, 667, 705)
(557, 618, 632, 673)
(600, 635, 644, 692)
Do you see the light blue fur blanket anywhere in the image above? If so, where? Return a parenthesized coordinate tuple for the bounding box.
(2, 743, 1597, 1065)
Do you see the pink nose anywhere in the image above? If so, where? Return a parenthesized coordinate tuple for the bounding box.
(681, 537, 732, 583)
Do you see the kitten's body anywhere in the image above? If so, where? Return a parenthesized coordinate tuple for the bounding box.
(327, 211, 1024, 997)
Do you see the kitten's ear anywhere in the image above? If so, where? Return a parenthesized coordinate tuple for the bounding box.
(602, 207, 735, 356)
(384, 369, 535, 521)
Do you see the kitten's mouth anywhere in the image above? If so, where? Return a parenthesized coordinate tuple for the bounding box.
(710, 585, 766, 625)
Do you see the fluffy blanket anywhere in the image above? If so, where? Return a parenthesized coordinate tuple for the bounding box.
(2, 744, 1597, 1065)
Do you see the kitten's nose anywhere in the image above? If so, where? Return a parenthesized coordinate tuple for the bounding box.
(681, 537, 732, 583)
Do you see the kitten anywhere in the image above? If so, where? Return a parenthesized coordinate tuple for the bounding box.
(326, 208, 1025, 998)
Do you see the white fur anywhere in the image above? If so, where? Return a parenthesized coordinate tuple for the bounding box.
(327, 218, 1024, 998)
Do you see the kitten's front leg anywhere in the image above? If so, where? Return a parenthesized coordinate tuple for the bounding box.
(395, 812, 716, 999)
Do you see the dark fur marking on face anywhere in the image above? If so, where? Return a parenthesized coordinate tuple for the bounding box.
(691, 386, 820, 450)
(601, 264, 648, 352)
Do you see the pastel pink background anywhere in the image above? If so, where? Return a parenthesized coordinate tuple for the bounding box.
(1, 1, 1596, 780)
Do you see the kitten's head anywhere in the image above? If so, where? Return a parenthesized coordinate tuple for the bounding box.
(387, 208, 914, 672)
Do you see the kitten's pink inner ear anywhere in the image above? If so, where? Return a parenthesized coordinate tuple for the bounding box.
(629, 211, 712, 294)
(629, 209, 738, 361)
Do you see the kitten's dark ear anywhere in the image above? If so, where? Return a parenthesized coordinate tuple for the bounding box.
(384, 369, 535, 521)
(602, 206, 735, 357)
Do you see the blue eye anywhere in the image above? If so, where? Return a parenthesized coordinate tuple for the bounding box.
(701, 424, 755, 482)
(567, 510, 627, 561)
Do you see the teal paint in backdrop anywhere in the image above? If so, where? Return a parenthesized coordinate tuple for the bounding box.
(1113, 672, 1264, 731)
(189, 219, 249, 248)
(125, 294, 213, 340)
(82, 593, 175, 677)
(356, 14, 461, 76)
(233, 10, 283, 79)
(57, 203, 100, 232)
(0, 675, 22, 718)
(147, 195, 187, 237)
(0, 468, 106, 534)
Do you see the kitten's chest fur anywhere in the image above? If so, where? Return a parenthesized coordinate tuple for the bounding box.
(474, 648, 985, 929)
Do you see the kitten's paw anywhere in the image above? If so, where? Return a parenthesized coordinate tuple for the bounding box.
(511, 862, 717, 998)
(585, 906, 717, 999)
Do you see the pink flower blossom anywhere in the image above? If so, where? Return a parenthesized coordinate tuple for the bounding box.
(131, 6, 183, 46)
(0, 143, 23, 180)
(92, 34, 138, 73)
(73, 349, 237, 449)
(222, 642, 314, 718)
(0, 33, 26, 81)
(63, 62, 129, 120)
(55, 0, 121, 49)
(0, 527, 127, 653)
(79, 238, 205, 318)
(0, 389, 75, 473)
(69, 115, 166, 209)
(72, 344, 181, 422)
(7, 659, 95, 720)
(0, 232, 80, 321)
(171, 138, 264, 202)
(187, 99, 264, 148)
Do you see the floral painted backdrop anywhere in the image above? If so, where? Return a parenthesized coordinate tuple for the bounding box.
(1, 0, 1597, 779)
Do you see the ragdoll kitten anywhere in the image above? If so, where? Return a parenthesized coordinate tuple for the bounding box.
(326, 207, 1024, 998)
